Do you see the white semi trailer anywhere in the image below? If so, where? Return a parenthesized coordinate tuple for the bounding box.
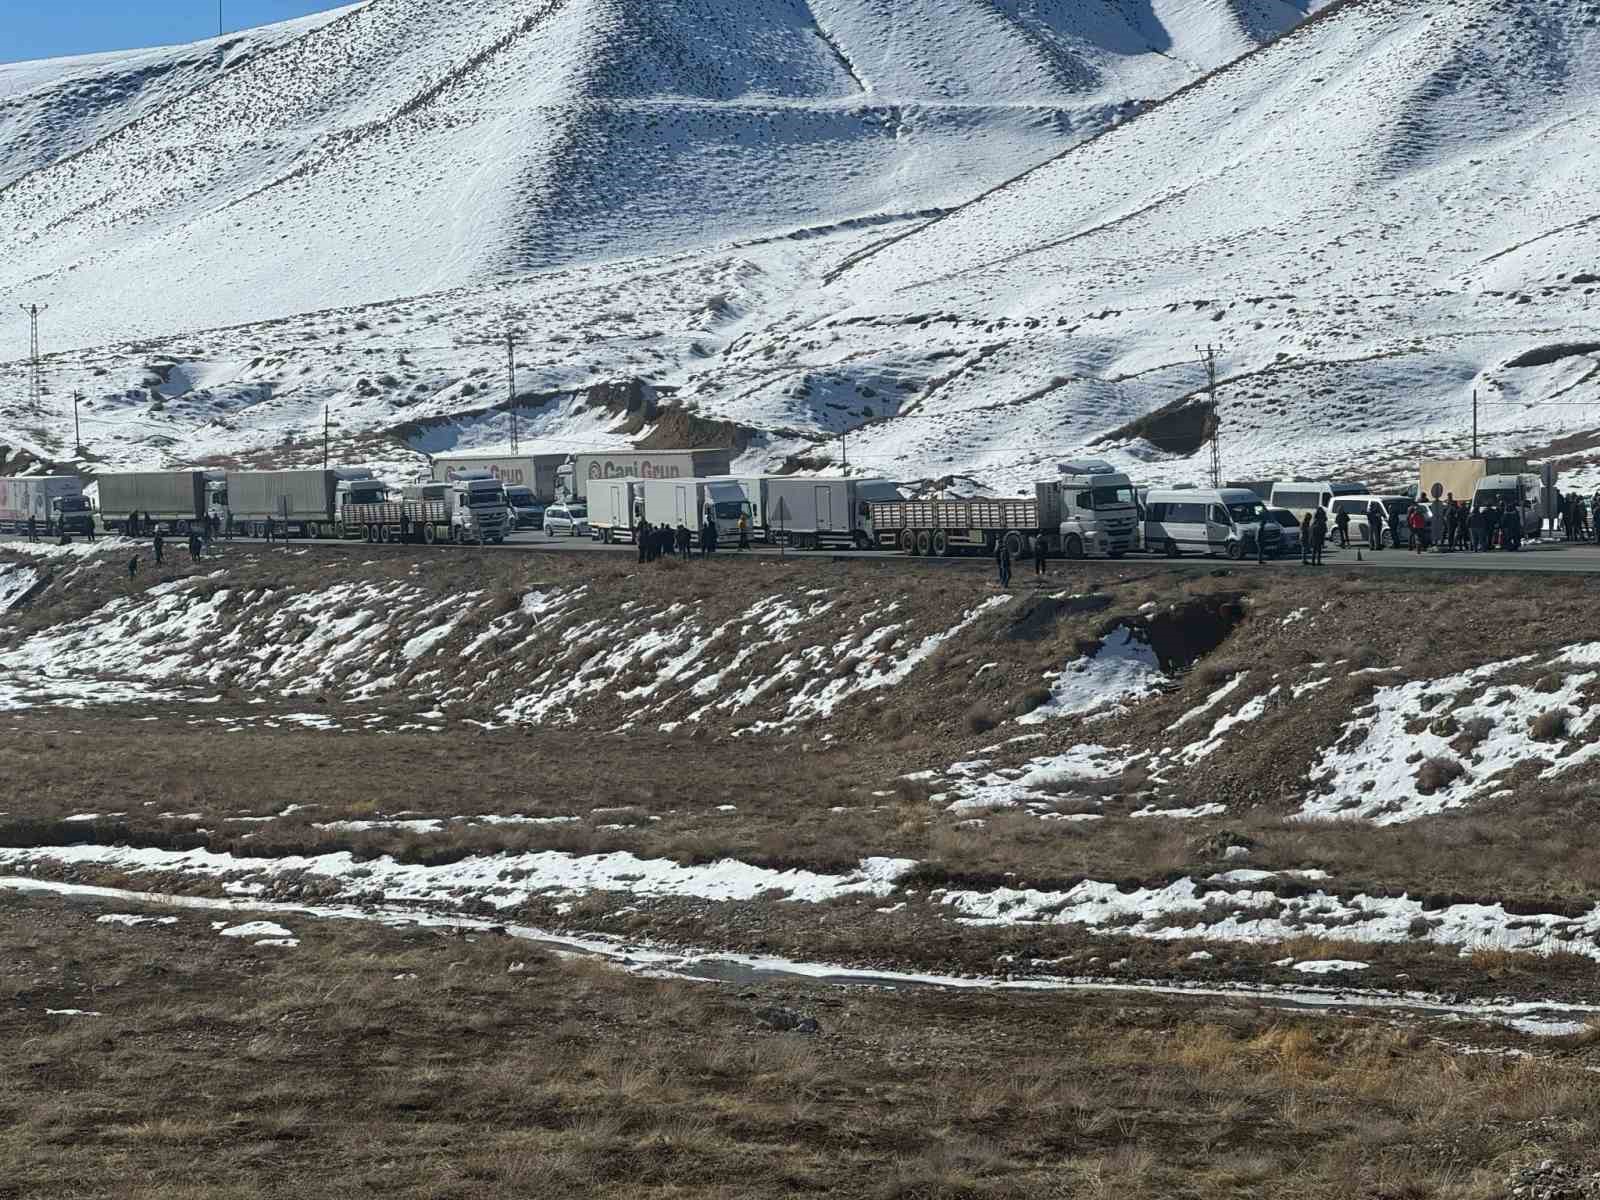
(0, 477, 94, 538)
(555, 449, 732, 503)
(709, 476, 902, 550)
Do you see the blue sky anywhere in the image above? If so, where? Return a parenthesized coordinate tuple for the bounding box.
(5, 2, 349, 65)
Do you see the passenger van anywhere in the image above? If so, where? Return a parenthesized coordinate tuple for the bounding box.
(1268, 481, 1366, 522)
(1142, 488, 1282, 559)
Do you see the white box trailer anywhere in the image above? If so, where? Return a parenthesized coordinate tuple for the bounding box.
(0, 476, 92, 537)
(98, 472, 210, 535)
(431, 453, 567, 502)
(588, 479, 644, 543)
(713, 476, 902, 550)
(636, 478, 751, 545)
(556, 448, 732, 503)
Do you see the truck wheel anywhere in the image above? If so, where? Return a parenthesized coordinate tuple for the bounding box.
(176, 521, 189, 536)
(1004, 531, 1025, 559)
(334, 521, 345, 540)
(854, 532, 871, 551)
(930, 530, 949, 557)
(422, 524, 436, 545)
(900, 528, 917, 555)
(1065, 534, 1085, 560)
(915, 531, 932, 556)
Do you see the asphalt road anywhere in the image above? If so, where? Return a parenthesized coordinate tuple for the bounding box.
(169, 528, 1600, 578)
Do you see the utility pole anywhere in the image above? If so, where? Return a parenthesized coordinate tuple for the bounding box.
(506, 328, 519, 455)
(1198, 343, 1221, 488)
(19, 303, 46, 414)
(1472, 388, 1478, 458)
(219, 0, 224, 37)
(323, 404, 330, 472)
(840, 428, 848, 471)
(72, 390, 82, 455)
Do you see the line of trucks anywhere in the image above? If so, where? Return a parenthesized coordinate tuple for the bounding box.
(0, 451, 1557, 562)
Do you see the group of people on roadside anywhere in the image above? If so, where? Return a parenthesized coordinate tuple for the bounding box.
(993, 535, 1049, 585)
(635, 518, 695, 562)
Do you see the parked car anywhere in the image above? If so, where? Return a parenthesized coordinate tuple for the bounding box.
(543, 504, 589, 537)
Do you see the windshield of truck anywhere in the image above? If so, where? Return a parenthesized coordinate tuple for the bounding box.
(1227, 501, 1267, 524)
(57, 497, 90, 511)
(469, 487, 507, 505)
(713, 501, 749, 520)
(1087, 486, 1135, 508)
(214, 490, 228, 507)
(347, 485, 386, 504)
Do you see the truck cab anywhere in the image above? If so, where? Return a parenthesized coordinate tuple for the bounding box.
(449, 473, 510, 544)
(337, 477, 391, 507)
(51, 494, 96, 537)
(1049, 460, 1138, 558)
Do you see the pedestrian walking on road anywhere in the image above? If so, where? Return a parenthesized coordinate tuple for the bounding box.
(153, 529, 164, 565)
(1033, 534, 1047, 576)
(1311, 508, 1328, 565)
(1299, 514, 1312, 564)
(995, 542, 1012, 588)
(25, 515, 36, 544)
(1367, 501, 1386, 551)
(1334, 507, 1350, 550)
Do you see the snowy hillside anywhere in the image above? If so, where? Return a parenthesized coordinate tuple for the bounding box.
(696, 0, 1600, 492)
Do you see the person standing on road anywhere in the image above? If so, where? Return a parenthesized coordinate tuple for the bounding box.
(25, 514, 36, 544)
(702, 519, 716, 558)
(1033, 534, 1047, 576)
(1334, 506, 1350, 550)
(677, 523, 691, 558)
(1299, 514, 1312, 564)
(1468, 505, 1487, 553)
(1500, 502, 1519, 551)
(637, 520, 650, 564)
(187, 531, 201, 562)
(1408, 505, 1426, 553)
(1367, 501, 1385, 551)
(225, 510, 234, 541)
(154, 528, 165, 565)
(995, 541, 1012, 588)
(1256, 515, 1270, 564)
(1311, 507, 1328, 565)
(737, 512, 750, 551)
(127, 556, 139, 579)
(1591, 493, 1600, 544)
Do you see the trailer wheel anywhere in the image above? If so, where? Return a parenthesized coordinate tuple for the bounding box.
(930, 530, 949, 557)
(334, 521, 346, 540)
(900, 528, 917, 555)
(912, 530, 930, 556)
(422, 523, 437, 545)
(1065, 534, 1084, 560)
(1003, 531, 1025, 559)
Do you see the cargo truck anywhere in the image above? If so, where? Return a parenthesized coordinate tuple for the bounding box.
(0, 476, 93, 539)
(710, 476, 902, 550)
(635, 477, 751, 545)
(343, 473, 509, 544)
(226, 468, 386, 539)
(98, 471, 214, 536)
(870, 461, 1138, 559)
(431, 453, 567, 503)
(588, 478, 643, 543)
(555, 448, 732, 503)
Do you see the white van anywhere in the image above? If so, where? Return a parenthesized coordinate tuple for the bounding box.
(1143, 488, 1281, 559)
(1268, 481, 1366, 522)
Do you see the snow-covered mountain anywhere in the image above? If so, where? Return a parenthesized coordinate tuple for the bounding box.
(40, 0, 1599, 494)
